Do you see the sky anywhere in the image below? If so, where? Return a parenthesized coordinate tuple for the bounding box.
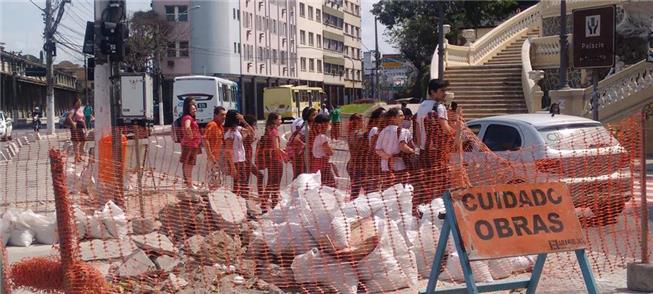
(0, 0, 396, 66)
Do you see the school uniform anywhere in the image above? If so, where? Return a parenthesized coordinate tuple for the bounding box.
(225, 126, 249, 197)
(375, 125, 412, 189)
(310, 133, 336, 187)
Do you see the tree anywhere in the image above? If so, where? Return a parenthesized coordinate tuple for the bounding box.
(123, 10, 171, 73)
(372, 0, 523, 97)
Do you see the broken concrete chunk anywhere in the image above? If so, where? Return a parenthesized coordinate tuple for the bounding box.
(130, 218, 160, 235)
(118, 249, 156, 277)
(155, 255, 180, 272)
(131, 232, 177, 255)
(166, 273, 189, 291)
(79, 239, 138, 261)
(200, 230, 244, 265)
(184, 235, 205, 256)
(207, 188, 247, 232)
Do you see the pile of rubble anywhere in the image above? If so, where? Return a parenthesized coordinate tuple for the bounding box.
(3, 171, 536, 293)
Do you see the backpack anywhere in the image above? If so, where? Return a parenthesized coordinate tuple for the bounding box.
(171, 117, 184, 143)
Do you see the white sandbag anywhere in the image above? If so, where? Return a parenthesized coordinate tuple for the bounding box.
(23, 212, 58, 244)
(101, 201, 128, 239)
(289, 172, 322, 199)
(357, 218, 418, 292)
(488, 256, 534, 279)
(66, 165, 82, 194)
(299, 185, 347, 240)
(291, 248, 358, 294)
(375, 184, 413, 221)
(261, 207, 318, 256)
(73, 205, 87, 240)
(328, 216, 361, 250)
(9, 210, 35, 247)
(338, 194, 385, 219)
(439, 252, 493, 283)
(419, 198, 446, 228)
(412, 218, 444, 278)
(1, 210, 17, 245)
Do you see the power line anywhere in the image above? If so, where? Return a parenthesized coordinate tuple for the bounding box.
(59, 23, 86, 38)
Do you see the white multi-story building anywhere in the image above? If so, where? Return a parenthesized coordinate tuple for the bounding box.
(296, 0, 362, 105)
(154, 0, 297, 118)
(154, 0, 361, 116)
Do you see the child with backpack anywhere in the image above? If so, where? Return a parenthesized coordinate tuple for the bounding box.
(310, 114, 336, 187)
(256, 113, 287, 212)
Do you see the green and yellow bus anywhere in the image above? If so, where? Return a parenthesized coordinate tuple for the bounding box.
(263, 85, 323, 120)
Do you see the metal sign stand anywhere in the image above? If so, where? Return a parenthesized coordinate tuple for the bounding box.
(420, 192, 599, 294)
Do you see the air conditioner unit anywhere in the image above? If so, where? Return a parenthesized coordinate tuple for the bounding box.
(167, 60, 175, 67)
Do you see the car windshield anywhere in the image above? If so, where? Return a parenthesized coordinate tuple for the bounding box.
(537, 123, 617, 150)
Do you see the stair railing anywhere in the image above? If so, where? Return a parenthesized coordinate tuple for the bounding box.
(581, 60, 653, 121)
(521, 38, 545, 113)
(431, 3, 541, 79)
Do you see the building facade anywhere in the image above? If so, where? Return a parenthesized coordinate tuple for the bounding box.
(154, 0, 361, 117)
(0, 48, 78, 122)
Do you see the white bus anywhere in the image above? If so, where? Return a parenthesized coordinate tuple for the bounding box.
(172, 75, 239, 124)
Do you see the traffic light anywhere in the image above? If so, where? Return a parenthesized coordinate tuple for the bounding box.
(96, 0, 128, 63)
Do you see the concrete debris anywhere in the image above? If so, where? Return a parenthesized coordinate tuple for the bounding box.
(207, 188, 247, 233)
(238, 259, 257, 279)
(166, 273, 189, 291)
(79, 238, 137, 261)
(200, 230, 244, 265)
(130, 218, 161, 235)
(257, 263, 296, 288)
(246, 199, 262, 218)
(155, 255, 181, 272)
(118, 249, 157, 277)
(131, 232, 177, 255)
(183, 235, 205, 256)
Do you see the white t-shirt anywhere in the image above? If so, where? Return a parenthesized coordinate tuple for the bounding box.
(292, 117, 304, 132)
(416, 100, 448, 150)
(224, 126, 246, 163)
(368, 127, 379, 145)
(375, 125, 412, 172)
(312, 134, 329, 158)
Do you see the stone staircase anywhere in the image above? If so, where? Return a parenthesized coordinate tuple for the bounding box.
(445, 29, 539, 120)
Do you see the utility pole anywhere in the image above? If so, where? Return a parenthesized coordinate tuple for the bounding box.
(43, 0, 68, 134)
(559, 0, 569, 89)
(437, 0, 445, 81)
(374, 17, 380, 100)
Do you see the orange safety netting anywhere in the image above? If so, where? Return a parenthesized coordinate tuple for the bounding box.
(0, 108, 649, 293)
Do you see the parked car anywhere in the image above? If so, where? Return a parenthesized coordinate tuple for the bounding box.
(456, 113, 631, 223)
(0, 111, 13, 141)
(58, 111, 68, 129)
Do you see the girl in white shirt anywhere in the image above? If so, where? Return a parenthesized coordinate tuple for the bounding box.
(224, 110, 255, 197)
(375, 108, 416, 189)
(310, 114, 336, 187)
(364, 107, 386, 193)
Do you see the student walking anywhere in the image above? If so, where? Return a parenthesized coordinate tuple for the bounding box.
(224, 110, 255, 197)
(414, 79, 457, 210)
(287, 107, 317, 179)
(375, 108, 416, 190)
(330, 105, 342, 140)
(346, 113, 365, 199)
(204, 106, 227, 189)
(179, 98, 202, 190)
(256, 113, 287, 212)
(66, 98, 87, 163)
(310, 114, 336, 187)
(363, 107, 386, 193)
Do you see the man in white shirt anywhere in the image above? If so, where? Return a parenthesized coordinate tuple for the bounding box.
(415, 79, 453, 152)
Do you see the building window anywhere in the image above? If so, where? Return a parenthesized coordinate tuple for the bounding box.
(299, 3, 305, 17)
(258, 46, 263, 60)
(300, 57, 306, 71)
(237, 9, 240, 21)
(316, 9, 321, 22)
(167, 40, 189, 57)
(316, 34, 321, 48)
(272, 49, 277, 63)
(273, 20, 277, 34)
(281, 50, 287, 64)
(308, 32, 314, 46)
(233, 8, 236, 19)
(234, 42, 238, 53)
(165, 6, 188, 22)
(300, 30, 306, 45)
(309, 58, 315, 72)
(317, 59, 322, 73)
(308, 6, 313, 19)
(345, 23, 349, 34)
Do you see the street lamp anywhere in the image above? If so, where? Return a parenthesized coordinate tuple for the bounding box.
(559, 0, 569, 89)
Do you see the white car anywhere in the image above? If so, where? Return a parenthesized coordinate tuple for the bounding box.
(0, 111, 13, 141)
(456, 113, 631, 223)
